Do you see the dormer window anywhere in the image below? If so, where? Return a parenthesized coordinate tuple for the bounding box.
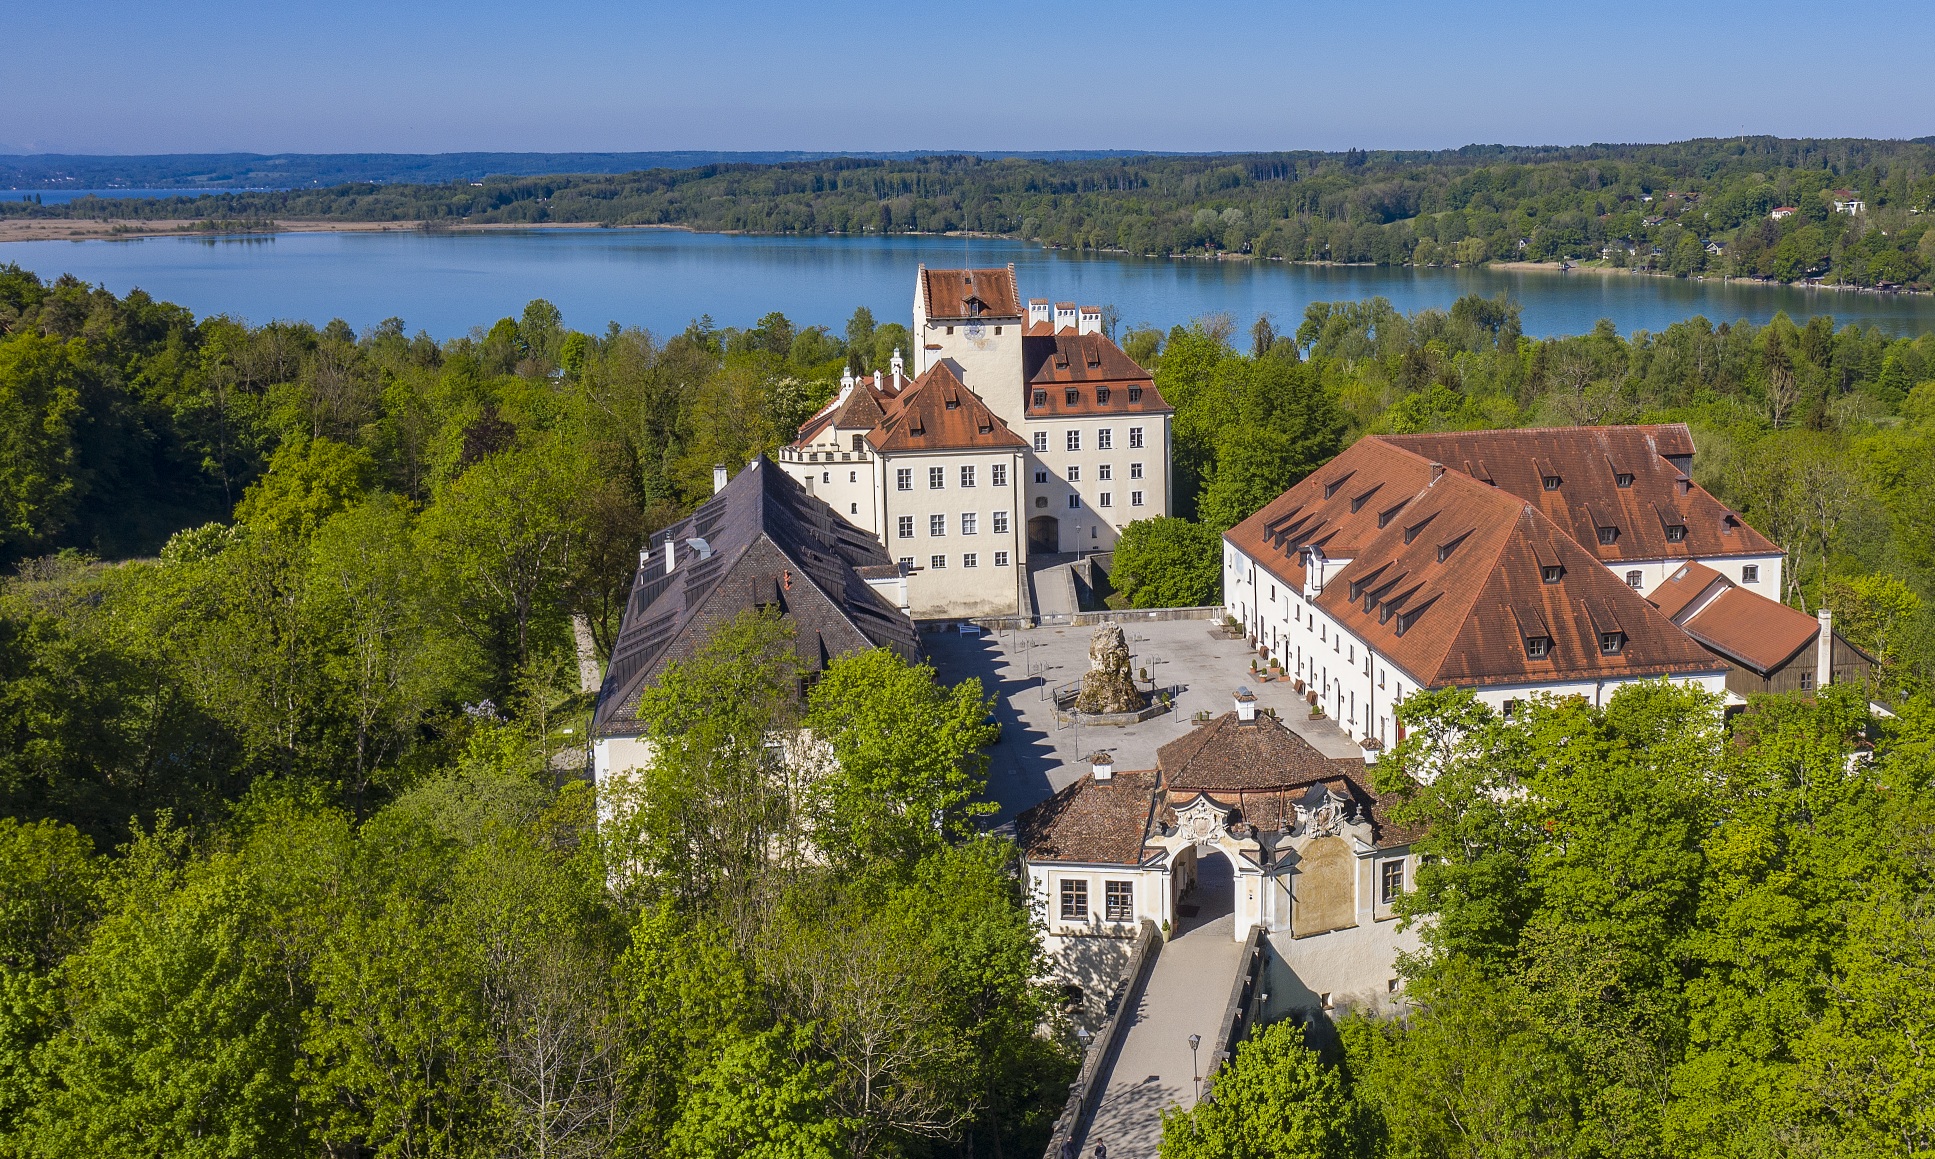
(1525, 635, 1551, 658)
(1599, 631, 1626, 655)
(1032, 390, 1046, 407)
(1541, 564, 1564, 584)
(1396, 607, 1423, 635)
(1065, 389, 1080, 405)
(1128, 387, 1143, 402)
(1615, 473, 1634, 488)
(1324, 479, 1344, 499)
(1097, 387, 1111, 404)
(1665, 524, 1687, 543)
(1597, 525, 1618, 545)
(1542, 474, 1562, 491)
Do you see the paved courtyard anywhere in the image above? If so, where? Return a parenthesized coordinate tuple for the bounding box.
(922, 615, 1367, 824)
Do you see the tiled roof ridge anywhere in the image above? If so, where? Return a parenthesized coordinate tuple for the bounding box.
(1378, 421, 1691, 441)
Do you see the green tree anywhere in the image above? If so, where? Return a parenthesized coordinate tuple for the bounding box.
(664, 1024, 850, 1159)
(0, 333, 87, 560)
(1159, 1021, 1365, 1159)
(1111, 518, 1222, 608)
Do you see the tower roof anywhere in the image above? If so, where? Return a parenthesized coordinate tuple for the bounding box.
(919, 265, 1022, 320)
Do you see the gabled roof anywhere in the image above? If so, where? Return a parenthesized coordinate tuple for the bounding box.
(1014, 771, 1161, 866)
(1307, 467, 1722, 688)
(592, 457, 918, 737)
(920, 266, 1022, 320)
(1223, 438, 1441, 592)
(795, 376, 897, 445)
(1379, 425, 1780, 562)
(1156, 711, 1353, 792)
(1648, 560, 1727, 621)
(1678, 586, 1821, 675)
(1020, 333, 1172, 417)
(868, 362, 1029, 453)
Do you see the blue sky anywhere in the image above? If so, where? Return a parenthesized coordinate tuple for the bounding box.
(10, 0, 1932, 154)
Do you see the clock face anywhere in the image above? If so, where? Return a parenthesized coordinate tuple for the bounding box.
(964, 321, 985, 340)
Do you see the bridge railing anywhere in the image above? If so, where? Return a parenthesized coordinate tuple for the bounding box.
(1206, 924, 1268, 1088)
(1041, 919, 1161, 1159)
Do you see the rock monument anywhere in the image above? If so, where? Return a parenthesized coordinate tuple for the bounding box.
(1074, 623, 1148, 715)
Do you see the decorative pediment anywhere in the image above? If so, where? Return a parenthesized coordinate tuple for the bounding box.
(1175, 794, 1232, 848)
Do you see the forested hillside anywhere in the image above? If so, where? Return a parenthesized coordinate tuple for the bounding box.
(9, 137, 1935, 285)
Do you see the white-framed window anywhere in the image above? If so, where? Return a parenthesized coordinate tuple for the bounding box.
(1742, 564, 1760, 583)
(1131, 490, 1145, 507)
(1099, 464, 1112, 480)
(961, 512, 978, 535)
(962, 552, 979, 568)
(896, 516, 914, 538)
(1067, 466, 1080, 482)
(1033, 431, 1048, 452)
(1129, 426, 1145, 449)
(897, 556, 914, 567)
(994, 550, 1010, 566)
(1380, 860, 1405, 905)
(1066, 430, 1081, 452)
(1060, 878, 1088, 920)
(1104, 880, 1133, 922)
(1099, 492, 1112, 507)
(960, 465, 976, 488)
(929, 467, 945, 489)
(993, 511, 1009, 533)
(896, 468, 912, 491)
(929, 514, 946, 536)
(1626, 570, 1643, 589)
(1098, 428, 1114, 450)
(1068, 495, 1081, 509)
(930, 554, 947, 569)
(1130, 462, 1144, 479)
(991, 463, 1008, 487)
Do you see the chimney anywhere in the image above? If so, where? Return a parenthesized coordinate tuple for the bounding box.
(638, 547, 649, 574)
(1429, 462, 1445, 482)
(1029, 299, 1052, 329)
(1078, 306, 1101, 335)
(1816, 608, 1833, 692)
(1090, 751, 1115, 782)
(1054, 302, 1077, 332)
(890, 347, 904, 388)
(664, 536, 676, 574)
(713, 463, 729, 494)
(1235, 686, 1258, 722)
(874, 369, 883, 392)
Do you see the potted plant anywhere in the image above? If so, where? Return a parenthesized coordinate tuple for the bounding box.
(1310, 703, 1326, 720)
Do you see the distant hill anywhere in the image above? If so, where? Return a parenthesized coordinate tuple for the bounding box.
(0, 150, 1164, 190)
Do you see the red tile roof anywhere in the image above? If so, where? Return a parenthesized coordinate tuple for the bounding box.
(1648, 560, 1727, 621)
(1678, 586, 1820, 675)
(1014, 771, 1161, 865)
(919, 266, 1022, 320)
(1021, 335, 1171, 417)
(1379, 425, 1779, 562)
(1223, 437, 1441, 592)
(867, 362, 1029, 453)
(1156, 711, 1353, 792)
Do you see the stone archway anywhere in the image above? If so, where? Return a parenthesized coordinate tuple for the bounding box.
(1171, 845, 1236, 936)
(1028, 515, 1060, 555)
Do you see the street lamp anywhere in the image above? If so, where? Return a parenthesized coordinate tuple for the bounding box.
(1188, 1034, 1201, 1103)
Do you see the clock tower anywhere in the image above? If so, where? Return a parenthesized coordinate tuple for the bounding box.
(912, 264, 1027, 430)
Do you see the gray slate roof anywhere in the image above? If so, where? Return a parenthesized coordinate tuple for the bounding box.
(591, 456, 918, 737)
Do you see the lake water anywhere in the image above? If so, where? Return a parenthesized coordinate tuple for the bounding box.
(6, 228, 1932, 341)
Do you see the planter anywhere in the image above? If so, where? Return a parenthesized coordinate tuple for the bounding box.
(1306, 691, 1318, 706)
(1293, 679, 1306, 694)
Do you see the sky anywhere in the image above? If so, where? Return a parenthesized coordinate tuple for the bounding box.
(8, 0, 1933, 155)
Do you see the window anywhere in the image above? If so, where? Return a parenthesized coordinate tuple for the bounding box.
(1626, 570, 1644, 589)
(993, 511, 1009, 533)
(852, 435, 864, 452)
(1525, 635, 1551, 658)
(1035, 469, 1048, 483)
(1032, 390, 1046, 407)
(1598, 525, 1618, 545)
(896, 468, 912, 491)
(1599, 631, 1625, 655)
(960, 465, 976, 488)
(945, 325, 953, 334)
(1099, 492, 1112, 507)
(1098, 428, 1114, 450)
(822, 471, 830, 483)
(1059, 879, 1088, 920)
(928, 467, 945, 489)
(994, 326, 1002, 335)
(1742, 564, 1760, 583)
(1105, 881, 1134, 922)
(1130, 462, 1144, 479)
(1033, 431, 1048, 452)
(1098, 464, 1112, 480)
(897, 516, 914, 539)
(1503, 699, 1520, 719)
(962, 552, 978, 568)
(897, 556, 914, 567)
(1131, 490, 1145, 507)
(849, 503, 858, 514)
(1542, 474, 1562, 490)
(1068, 495, 1081, 509)
(1067, 466, 1080, 482)
(849, 471, 856, 482)
(991, 463, 1007, 487)
(1800, 670, 1815, 691)
(961, 512, 977, 535)
(1097, 387, 1111, 404)
(1269, 584, 1277, 603)
(994, 550, 1010, 566)
(1064, 389, 1079, 405)
(1128, 386, 1143, 402)
(930, 554, 947, 569)
(1129, 426, 1145, 449)
(1615, 472, 1634, 488)
(929, 514, 946, 536)
(1541, 564, 1564, 584)
(1665, 524, 1687, 542)
(1066, 430, 1081, 452)
(1380, 860, 1405, 905)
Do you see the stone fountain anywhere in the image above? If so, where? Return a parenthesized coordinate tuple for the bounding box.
(1073, 623, 1149, 715)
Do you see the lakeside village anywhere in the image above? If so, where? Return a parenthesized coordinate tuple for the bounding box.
(588, 266, 1879, 1156)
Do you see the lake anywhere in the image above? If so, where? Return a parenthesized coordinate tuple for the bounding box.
(6, 228, 1932, 341)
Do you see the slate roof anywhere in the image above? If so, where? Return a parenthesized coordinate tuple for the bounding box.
(1014, 771, 1162, 865)
(1678, 586, 1821, 675)
(920, 266, 1022, 320)
(868, 362, 1029, 453)
(1380, 425, 1780, 562)
(1156, 711, 1351, 792)
(591, 457, 918, 737)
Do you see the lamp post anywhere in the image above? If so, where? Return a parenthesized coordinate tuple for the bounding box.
(1188, 1033, 1201, 1104)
